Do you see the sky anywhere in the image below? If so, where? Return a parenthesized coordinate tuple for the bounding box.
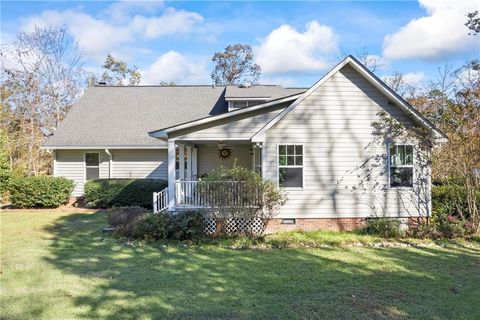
(1, 0, 479, 87)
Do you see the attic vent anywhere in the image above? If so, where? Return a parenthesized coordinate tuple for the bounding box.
(238, 83, 251, 88)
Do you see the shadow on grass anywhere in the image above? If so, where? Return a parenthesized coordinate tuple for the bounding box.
(41, 211, 480, 320)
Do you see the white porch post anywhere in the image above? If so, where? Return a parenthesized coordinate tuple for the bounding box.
(178, 143, 185, 180)
(186, 146, 192, 180)
(192, 147, 198, 180)
(168, 140, 176, 210)
(260, 142, 266, 179)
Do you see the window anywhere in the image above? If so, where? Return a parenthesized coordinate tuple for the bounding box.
(85, 153, 99, 180)
(278, 144, 303, 188)
(389, 144, 413, 187)
(228, 100, 267, 111)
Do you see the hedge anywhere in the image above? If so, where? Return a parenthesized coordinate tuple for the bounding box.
(85, 179, 167, 209)
(9, 176, 74, 208)
(432, 184, 480, 218)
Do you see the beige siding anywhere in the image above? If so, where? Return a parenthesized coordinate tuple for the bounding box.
(111, 149, 167, 179)
(172, 103, 290, 141)
(263, 65, 430, 219)
(55, 149, 167, 196)
(55, 150, 109, 197)
(197, 145, 252, 177)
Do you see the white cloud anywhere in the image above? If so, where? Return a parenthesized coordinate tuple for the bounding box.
(255, 21, 338, 74)
(131, 8, 203, 39)
(19, 7, 204, 60)
(383, 0, 479, 60)
(141, 50, 208, 84)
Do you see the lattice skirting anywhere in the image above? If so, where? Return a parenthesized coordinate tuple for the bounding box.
(203, 218, 217, 235)
(203, 218, 265, 235)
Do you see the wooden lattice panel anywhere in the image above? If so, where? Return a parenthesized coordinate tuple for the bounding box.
(224, 218, 264, 235)
(203, 218, 217, 235)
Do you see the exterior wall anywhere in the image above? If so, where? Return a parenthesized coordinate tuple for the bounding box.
(265, 218, 366, 233)
(171, 103, 290, 141)
(197, 145, 252, 177)
(263, 65, 431, 219)
(55, 149, 167, 196)
(111, 149, 167, 179)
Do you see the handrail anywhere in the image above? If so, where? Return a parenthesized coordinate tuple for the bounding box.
(175, 180, 261, 209)
(153, 187, 169, 213)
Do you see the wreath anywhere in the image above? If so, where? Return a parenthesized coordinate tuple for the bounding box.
(218, 147, 232, 160)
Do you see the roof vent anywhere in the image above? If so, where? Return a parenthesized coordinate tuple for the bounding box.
(238, 82, 251, 88)
(96, 81, 107, 86)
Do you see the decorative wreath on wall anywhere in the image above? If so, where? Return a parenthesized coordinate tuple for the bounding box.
(218, 147, 232, 160)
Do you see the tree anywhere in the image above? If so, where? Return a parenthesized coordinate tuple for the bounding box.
(410, 60, 480, 235)
(211, 44, 261, 85)
(356, 48, 383, 73)
(466, 11, 480, 35)
(88, 54, 141, 86)
(1, 25, 84, 176)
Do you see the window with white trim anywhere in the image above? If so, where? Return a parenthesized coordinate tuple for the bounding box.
(278, 145, 303, 188)
(85, 153, 99, 180)
(389, 144, 413, 187)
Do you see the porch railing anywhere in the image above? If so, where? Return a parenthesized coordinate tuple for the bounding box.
(153, 188, 169, 213)
(175, 180, 261, 208)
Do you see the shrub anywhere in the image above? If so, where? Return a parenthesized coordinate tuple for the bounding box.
(8, 176, 74, 208)
(198, 165, 285, 237)
(364, 217, 403, 238)
(107, 206, 148, 238)
(133, 213, 168, 240)
(432, 212, 467, 239)
(85, 179, 167, 209)
(166, 211, 205, 240)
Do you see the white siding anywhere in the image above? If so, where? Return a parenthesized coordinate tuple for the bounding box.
(55, 149, 167, 196)
(197, 145, 252, 177)
(263, 65, 430, 219)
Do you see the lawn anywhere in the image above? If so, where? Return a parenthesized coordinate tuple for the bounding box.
(1, 210, 479, 320)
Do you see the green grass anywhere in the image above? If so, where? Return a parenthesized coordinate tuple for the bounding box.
(1, 210, 480, 319)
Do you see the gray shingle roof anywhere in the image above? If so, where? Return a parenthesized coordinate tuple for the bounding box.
(44, 85, 306, 148)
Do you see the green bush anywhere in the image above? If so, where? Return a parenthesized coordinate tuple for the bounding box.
(133, 213, 168, 240)
(166, 211, 205, 240)
(108, 208, 204, 241)
(8, 176, 74, 208)
(432, 185, 479, 218)
(85, 179, 167, 209)
(364, 217, 403, 238)
(107, 206, 148, 238)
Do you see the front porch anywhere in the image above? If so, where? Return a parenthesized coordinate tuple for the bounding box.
(153, 140, 263, 213)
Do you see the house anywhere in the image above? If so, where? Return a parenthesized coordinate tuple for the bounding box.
(43, 56, 446, 231)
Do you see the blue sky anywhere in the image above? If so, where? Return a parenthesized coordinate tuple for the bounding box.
(1, 0, 479, 87)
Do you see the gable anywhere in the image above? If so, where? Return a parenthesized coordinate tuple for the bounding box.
(267, 64, 416, 139)
(252, 56, 446, 142)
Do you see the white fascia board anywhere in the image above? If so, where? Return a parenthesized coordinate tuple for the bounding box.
(252, 55, 447, 142)
(41, 145, 168, 150)
(226, 97, 271, 101)
(149, 94, 302, 140)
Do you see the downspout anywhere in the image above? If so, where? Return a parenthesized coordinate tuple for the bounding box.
(105, 149, 112, 178)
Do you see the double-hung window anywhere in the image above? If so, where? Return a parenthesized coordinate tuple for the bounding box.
(278, 145, 303, 188)
(85, 153, 99, 180)
(389, 144, 414, 187)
